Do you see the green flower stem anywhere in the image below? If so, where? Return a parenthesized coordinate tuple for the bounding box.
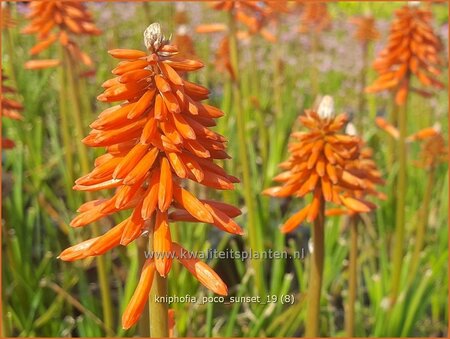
(62, 49, 114, 335)
(387, 97, 398, 171)
(310, 30, 320, 98)
(143, 1, 152, 23)
(408, 167, 435, 283)
(305, 197, 325, 337)
(357, 42, 369, 133)
(250, 46, 268, 167)
(6, 27, 19, 89)
(148, 232, 169, 338)
(391, 99, 408, 304)
(228, 12, 266, 295)
(346, 215, 358, 337)
(57, 47, 75, 203)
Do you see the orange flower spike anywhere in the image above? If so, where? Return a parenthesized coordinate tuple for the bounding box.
(406, 125, 448, 170)
(366, 4, 444, 105)
(206, 1, 288, 41)
(199, 1, 289, 78)
(23, 1, 101, 69)
(1, 7, 17, 29)
(298, 3, 332, 33)
(172, 4, 199, 60)
(264, 96, 381, 232)
(122, 259, 156, 330)
(61, 23, 241, 329)
(350, 15, 379, 44)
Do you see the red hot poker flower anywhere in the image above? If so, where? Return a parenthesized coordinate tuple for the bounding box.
(173, 4, 198, 60)
(298, 2, 332, 34)
(210, 1, 288, 42)
(1, 6, 17, 29)
(263, 96, 378, 233)
(365, 4, 444, 105)
(196, 1, 288, 79)
(59, 23, 242, 329)
(416, 129, 447, 170)
(350, 15, 380, 44)
(23, 1, 101, 70)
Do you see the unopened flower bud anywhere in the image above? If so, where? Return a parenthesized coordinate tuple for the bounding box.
(318, 95, 335, 121)
(144, 23, 170, 52)
(408, 1, 421, 8)
(345, 122, 358, 136)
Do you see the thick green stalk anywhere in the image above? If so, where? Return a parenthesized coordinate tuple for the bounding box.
(250, 46, 268, 167)
(143, 1, 152, 23)
(5, 27, 19, 89)
(367, 41, 377, 124)
(305, 197, 325, 337)
(148, 234, 169, 337)
(228, 13, 266, 295)
(273, 44, 283, 121)
(310, 31, 320, 98)
(357, 43, 369, 133)
(390, 100, 408, 304)
(386, 97, 398, 170)
(408, 168, 435, 283)
(62, 49, 114, 335)
(346, 215, 358, 337)
(270, 24, 284, 182)
(57, 47, 75, 203)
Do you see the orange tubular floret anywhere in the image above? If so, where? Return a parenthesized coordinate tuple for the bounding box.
(172, 242, 228, 296)
(108, 49, 147, 59)
(122, 260, 156, 330)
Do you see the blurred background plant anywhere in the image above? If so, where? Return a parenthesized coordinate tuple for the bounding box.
(1, 1, 448, 337)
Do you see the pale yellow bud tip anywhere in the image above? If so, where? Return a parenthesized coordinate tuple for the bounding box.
(345, 122, 358, 136)
(408, 1, 421, 8)
(144, 23, 170, 51)
(318, 95, 335, 120)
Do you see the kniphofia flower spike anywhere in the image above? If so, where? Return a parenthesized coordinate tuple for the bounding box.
(173, 3, 198, 59)
(207, 1, 289, 42)
(263, 96, 379, 233)
(416, 129, 447, 170)
(298, 2, 332, 34)
(197, 1, 288, 79)
(350, 15, 380, 44)
(365, 4, 444, 105)
(59, 23, 242, 329)
(1, 6, 17, 29)
(375, 117, 447, 170)
(23, 1, 101, 70)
